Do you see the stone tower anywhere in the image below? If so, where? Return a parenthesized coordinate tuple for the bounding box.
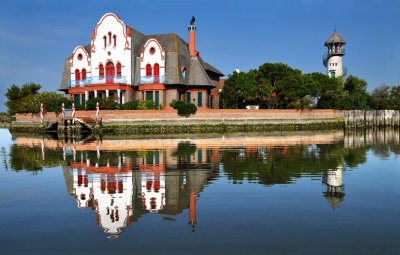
(323, 30, 347, 78)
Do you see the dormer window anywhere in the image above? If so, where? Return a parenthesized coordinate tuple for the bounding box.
(181, 67, 187, 78)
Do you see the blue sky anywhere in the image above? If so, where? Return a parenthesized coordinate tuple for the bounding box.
(0, 0, 399, 112)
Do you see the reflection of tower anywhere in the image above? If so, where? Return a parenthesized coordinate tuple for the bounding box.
(189, 192, 197, 231)
(323, 166, 345, 209)
(322, 29, 347, 78)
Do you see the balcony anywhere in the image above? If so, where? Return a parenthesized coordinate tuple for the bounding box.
(68, 76, 128, 88)
(138, 75, 165, 84)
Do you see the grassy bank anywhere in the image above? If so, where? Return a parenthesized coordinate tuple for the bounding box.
(8, 119, 345, 135)
(94, 120, 345, 135)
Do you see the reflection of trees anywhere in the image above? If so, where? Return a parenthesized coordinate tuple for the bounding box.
(6, 146, 64, 173)
(221, 143, 369, 186)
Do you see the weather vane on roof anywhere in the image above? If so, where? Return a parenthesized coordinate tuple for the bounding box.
(190, 16, 196, 25)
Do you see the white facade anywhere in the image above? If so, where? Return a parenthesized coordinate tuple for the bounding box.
(140, 39, 166, 78)
(70, 13, 132, 85)
(70, 47, 91, 83)
(327, 55, 344, 78)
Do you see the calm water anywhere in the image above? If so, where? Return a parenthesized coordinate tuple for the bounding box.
(0, 129, 399, 255)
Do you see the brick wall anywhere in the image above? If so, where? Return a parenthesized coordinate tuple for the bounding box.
(15, 109, 344, 123)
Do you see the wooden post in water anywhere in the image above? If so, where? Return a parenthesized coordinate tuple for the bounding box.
(394, 111, 400, 127)
(377, 110, 384, 127)
(366, 111, 373, 128)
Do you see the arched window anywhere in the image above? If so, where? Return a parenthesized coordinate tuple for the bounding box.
(106, 61, 115, 84)
(103, 36, 107, 48)
(116, 63, 122, 77)
(108, 32, 112, 45)
(99, 64, 104, 79)
(146, 64, 152, 76)
(154, 63, 160, 83)
(75, 69, 80, 86)
(113, 35, 116, 47)
(82, 68, 87, 80)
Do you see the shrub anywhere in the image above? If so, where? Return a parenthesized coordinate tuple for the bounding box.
(137, 100, 156, 110)
(120, 100, 140, 110)
(170, 100, 197, 115)
(85, 98, 102, 110)
(100, 97, 119, 110)
(86, 97, 119, 110)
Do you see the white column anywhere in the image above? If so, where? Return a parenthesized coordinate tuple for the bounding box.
(117, 89, 121, 103)
(85, 91, 89, 102)
(106, 90, 109, 98)
(94, 90, 98, 98)
(121, 91, 125, 104)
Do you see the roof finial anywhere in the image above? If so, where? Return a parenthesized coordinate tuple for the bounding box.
(190, 16, 196, 25)
(334, 24, 336, 32)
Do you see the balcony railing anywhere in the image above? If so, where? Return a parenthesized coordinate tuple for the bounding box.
(138, 75, 165, 84)
(68, 76, 128, 88)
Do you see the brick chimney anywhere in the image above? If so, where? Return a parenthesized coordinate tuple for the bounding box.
(188, 24, 197, 56)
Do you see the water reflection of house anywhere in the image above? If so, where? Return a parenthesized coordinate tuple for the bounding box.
(63, 148, 218, 237)
(322, 166, 345, 209)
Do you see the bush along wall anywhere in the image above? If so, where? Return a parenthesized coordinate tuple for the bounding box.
(170, 100, 197, 115)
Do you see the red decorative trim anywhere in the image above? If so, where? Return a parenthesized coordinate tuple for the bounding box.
(91, 13, 131, 53)
(141, 39, 165, 62)
(70, 46, 90, 67)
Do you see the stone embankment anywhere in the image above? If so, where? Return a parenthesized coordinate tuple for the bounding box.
(344, 110, 400, 129)
(11, 109, 345, 135)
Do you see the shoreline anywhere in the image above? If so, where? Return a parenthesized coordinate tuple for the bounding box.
(8, 119, 345, 135)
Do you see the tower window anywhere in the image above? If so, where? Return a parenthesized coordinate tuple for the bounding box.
(113, 35, 116, 47)
(108, 32, 112, 45)
(103, 36, 107, 48)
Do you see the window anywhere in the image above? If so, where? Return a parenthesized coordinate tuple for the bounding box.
(75, 69, 80, 86)
(154, 63, 159, 82)
(108, 32, 112, 45)
(77, 53, 83, 61)
(103, 36, 107, 48)
(75, 69, 80, 80)
(149, 47, 155, 55)
(116, 63, 122, 77)
(146, 64, 152, 76)
(99, 64, 104, 79)
(113, 35, 116, 47)
(198, 92, 203, 107)
(82, 69, 87, 80)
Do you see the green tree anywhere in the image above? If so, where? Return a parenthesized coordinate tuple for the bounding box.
(337, 75, 371, 110)
(389, 86, 400, 110)
(5, 83, 42, 114)
(371, 85, 391, 109)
